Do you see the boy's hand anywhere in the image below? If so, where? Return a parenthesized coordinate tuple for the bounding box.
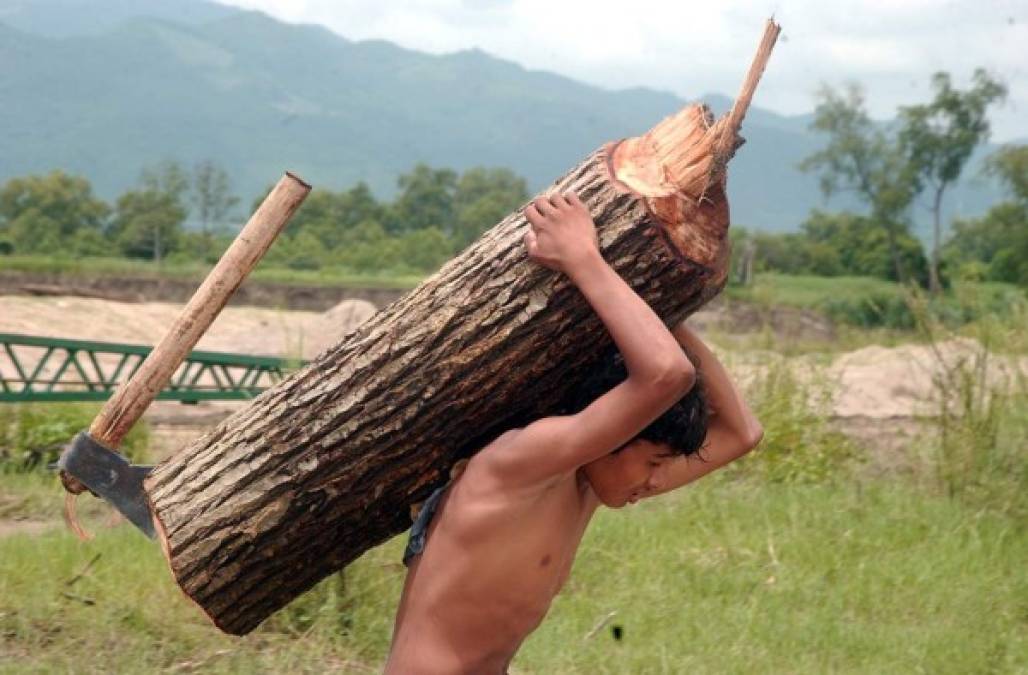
(523, 192, 600, 276)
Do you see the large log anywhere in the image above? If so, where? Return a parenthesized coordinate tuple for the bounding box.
(146, 21, 781, 635)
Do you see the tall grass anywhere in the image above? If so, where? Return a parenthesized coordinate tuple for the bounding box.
(909, 289, 1028, 519)
(0, 403, 149, 473)
(1, 480, 1024, 673)
(726, 359, 857, 485)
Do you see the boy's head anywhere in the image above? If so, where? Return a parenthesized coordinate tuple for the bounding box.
(560, 352, 709, 507)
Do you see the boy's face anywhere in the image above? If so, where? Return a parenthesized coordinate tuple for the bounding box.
(581, 439, 675, 507)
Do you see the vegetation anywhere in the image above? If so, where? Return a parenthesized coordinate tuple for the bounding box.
(0, 161, 527, 277)
(943, 144, 1028, 287)
(0, 403, 149, 473)
(768, 71, 1015, 292)
(797, 83, 921, 284)
(897, 70, 1007, 293)
(725, 272, 1024, 331)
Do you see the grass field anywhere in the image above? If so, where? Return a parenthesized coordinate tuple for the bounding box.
(1, 476, 1025, 674)
(0, 256, 422, 290)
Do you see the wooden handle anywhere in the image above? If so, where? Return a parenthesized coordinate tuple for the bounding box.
(89, 172, 311, 448)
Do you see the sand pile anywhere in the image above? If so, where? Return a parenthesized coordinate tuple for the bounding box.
(302, 299, 377, 359)
(720, 338, 1027, 420)
(826, 338, 1027, 419)
(0, 295, 377, 359)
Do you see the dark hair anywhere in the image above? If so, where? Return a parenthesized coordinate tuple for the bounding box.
(560, 351, 709, 457)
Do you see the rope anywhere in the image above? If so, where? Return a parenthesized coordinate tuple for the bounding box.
(59, 469, 94, 541)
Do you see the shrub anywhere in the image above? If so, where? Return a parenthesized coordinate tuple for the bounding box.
(821, 291, 915, 329)
(0, 403, 149, 473)
(730, 359, 857, 484)
(911, 292, 1028, 518)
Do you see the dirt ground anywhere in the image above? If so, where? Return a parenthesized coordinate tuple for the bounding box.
(0, 294, 377, 360)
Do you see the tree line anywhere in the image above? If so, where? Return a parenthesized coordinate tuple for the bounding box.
(732, 69, 1026, 290)
(0, 161, 529, 275)
(0, 69, 1023, 287)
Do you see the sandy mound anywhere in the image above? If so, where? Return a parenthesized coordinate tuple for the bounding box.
(718, 338, 1027, 420)
(302, 299, 378, 359)
(826, 338, 1027, 419)
(0, 295, 377, 360)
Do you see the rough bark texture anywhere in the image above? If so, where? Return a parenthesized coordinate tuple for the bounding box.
(146, 144, 728, 635)
(147, 20, 780, 636)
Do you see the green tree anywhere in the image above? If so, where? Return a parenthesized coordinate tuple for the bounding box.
(0, 170, 109, 255)
(453, 167, 529, 249)
(399, 227, 453, 271)
(985, 144, 1028, 203)
(799, 83, 920, 282)
(309, 182, 384, 249)
(254, 182, 383, 251)
(943, 144, 1028, 286)
(110, 162, 189, 261)
(899, 70, 1006, 293)
(389, 164, 457, 235)
(801, 210, 928, 282)
(192, 160, 239, 261)
(334, 220, 401, 272)
(944, 204, 1027, 286)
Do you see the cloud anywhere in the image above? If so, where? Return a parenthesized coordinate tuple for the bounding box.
(219, 0, 1026, 140)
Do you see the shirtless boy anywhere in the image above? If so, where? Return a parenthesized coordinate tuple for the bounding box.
(385, 192, 763, 674)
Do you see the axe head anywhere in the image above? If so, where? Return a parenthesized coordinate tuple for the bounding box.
(57, 432, 156, 538)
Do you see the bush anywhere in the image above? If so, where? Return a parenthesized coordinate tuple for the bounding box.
(911, 292, 1028, 518)
(0, 403, 149, 473)
(730, 360, 857, 484)
(821, 290, 915, 329)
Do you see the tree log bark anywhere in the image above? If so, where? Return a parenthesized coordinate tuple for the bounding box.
(146, 21, 781, 636)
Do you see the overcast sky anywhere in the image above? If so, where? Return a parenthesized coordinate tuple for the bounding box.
(218, 0, 1025, 142)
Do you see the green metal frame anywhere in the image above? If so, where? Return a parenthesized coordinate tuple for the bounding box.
(0, 332, 305, 403)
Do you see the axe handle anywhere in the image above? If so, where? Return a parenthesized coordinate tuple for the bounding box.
(88, 172, 311, 449)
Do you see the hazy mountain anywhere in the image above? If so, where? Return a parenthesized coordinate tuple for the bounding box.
(0, 0, 237, 37)
(0, 0, 1008, 233)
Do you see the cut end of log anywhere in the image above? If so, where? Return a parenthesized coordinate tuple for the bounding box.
(612, 18, 780, 203)
(607, 18, 780, 270)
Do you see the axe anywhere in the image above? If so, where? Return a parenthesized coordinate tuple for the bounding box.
(56, 173, 310, 539)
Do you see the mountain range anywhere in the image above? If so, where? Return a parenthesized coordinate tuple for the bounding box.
(0, 0, 1011, 233)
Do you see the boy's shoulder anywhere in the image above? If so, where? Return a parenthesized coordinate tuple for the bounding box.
(464, 423, 579, 493)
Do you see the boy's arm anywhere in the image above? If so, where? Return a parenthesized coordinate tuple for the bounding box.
(484, 193, 695, 484)
(651, 323, 763, 494)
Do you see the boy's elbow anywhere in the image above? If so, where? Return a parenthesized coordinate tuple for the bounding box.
(742, 422, 764, 451)
(651, 354, 696, 396)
